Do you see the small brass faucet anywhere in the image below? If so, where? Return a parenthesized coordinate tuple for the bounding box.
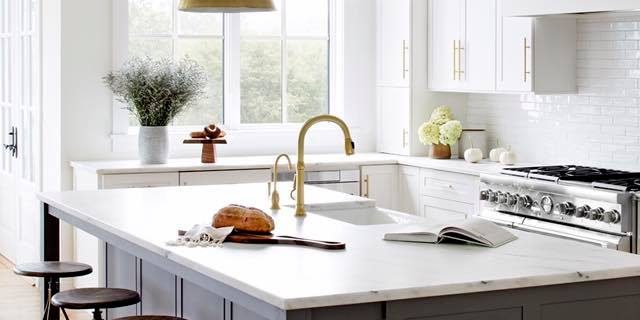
(271, 154, 293, 210)
(294, 115, 355, 216)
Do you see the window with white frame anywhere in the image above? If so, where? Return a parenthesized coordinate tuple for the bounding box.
(120, 0, 335, 131)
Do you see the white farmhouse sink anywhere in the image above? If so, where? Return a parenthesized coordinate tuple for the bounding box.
(311, 207, 425, 226)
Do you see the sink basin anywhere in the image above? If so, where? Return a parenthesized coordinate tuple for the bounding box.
(312, 207, 425, 226)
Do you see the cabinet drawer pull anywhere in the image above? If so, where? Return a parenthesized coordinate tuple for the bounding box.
(453, 40, 457, 80)
(402, 40, 409, 79)
(523, 37, 531, 82)
(402, 129, 408, 148)
(457, 40, 464, 79)
(363, 175, 370, 198)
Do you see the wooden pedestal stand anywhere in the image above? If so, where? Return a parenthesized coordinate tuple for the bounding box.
(183, 138, 227, 163)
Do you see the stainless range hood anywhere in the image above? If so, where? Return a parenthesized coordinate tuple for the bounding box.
(503, 0, 640, 17)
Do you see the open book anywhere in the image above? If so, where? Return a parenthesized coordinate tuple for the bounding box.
(384, 218, 517, 248)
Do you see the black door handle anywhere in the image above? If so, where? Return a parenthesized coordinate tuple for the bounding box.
(3, 126, 17, 158)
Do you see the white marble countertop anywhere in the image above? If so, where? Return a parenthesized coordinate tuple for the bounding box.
(38, 183, 640, 310)
(71, 153, 512, 176)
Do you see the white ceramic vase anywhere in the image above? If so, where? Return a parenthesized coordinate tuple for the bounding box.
(138, 126, 169, 164)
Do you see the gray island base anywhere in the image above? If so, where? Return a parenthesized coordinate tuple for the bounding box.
(38, 184, 640, 320)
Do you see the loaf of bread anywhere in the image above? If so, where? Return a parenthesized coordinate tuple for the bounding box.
(213, 205, 275, 234)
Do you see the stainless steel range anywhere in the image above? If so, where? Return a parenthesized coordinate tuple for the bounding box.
(478, 166, 639, 253)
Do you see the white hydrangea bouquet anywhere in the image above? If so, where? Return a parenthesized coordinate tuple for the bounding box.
(418, 106, 462, 159)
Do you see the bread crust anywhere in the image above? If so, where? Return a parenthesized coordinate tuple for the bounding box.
(213, 204, 275, 233)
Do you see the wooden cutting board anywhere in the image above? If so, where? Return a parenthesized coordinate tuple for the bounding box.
(225, 233, 346, 250)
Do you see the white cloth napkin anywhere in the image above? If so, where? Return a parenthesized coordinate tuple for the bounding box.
(167, 224, 234, 247)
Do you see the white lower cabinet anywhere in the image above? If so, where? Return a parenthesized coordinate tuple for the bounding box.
(396, 166, 420, 215)
(421, 196, 472, 221)
(360, 165, 479, 219)
(179, 169, 271, 186)
(101, 173, 180, 189)
(419, 168, 479, 221)
(360, 165, 398, 210)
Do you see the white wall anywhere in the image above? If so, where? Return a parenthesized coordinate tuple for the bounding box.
(467, 13, 640, 170)
(44, 0, 377, 191)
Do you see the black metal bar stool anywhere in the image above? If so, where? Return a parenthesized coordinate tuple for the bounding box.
(51, 287, 141, 320)
(114, 317, 187, 320)
(13, 262, 93, 320)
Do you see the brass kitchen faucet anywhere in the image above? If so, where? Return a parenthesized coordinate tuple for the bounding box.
(293, 115, 355, 216)
(270, 153, 293, 210)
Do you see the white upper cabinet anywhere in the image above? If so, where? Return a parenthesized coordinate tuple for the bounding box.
(428, 0, 577, 94)
(463, 0, 496, 91)
(377, 0, 411, 87)
(496, 0, 576, 93)
(378, 87, 411, 155)
(428, 0, 463, 91)
(496, 15, 533, 92)
(428, 0, 496, 92)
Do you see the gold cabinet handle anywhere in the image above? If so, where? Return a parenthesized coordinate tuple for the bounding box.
(402, 40, 409, 79)
(523, 37, 531, 82)
(363, 175, 370, 198)
(457, 40, 464, 80)
(402, 129, 408, 148)
(453, 40, 457, 80)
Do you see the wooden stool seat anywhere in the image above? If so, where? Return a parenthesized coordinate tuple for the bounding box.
(114, 317, 186, 320)
(13, 261, 93, 278)
(51, 288, 140, 310)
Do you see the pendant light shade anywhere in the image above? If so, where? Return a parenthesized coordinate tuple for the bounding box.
(178, 0, 276, 13)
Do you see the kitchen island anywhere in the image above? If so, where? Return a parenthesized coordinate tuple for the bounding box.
(39, 184, 640, 320)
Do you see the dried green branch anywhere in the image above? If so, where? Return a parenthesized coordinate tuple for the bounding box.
(104, 56, 207, 127)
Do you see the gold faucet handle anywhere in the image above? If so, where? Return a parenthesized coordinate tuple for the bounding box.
(290, 174, 297, 200)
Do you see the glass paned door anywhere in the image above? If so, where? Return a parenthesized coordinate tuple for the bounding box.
(0, 0, 41, 265)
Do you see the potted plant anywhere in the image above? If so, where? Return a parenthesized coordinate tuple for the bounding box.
(104, 57, 207, 164)
(418, 106, 462, 159)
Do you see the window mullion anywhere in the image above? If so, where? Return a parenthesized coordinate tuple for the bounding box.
(281, 0, 288, 124)
(224, 13, 241, 129)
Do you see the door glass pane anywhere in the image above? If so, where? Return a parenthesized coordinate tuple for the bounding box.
(129, 0, 173, 35)
(287, 40, 328, 123)
(177, 10, 222, 35)
(240, 40, 282, 124)
(0, 38, 9, 103)
(173, 38, 224, 125)
(286, 0, 328, 36)
(240, 0, 281, 36)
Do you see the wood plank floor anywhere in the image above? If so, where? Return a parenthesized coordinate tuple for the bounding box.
(0, 255, 89, 320)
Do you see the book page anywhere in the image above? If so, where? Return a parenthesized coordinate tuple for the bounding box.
(440, 218, 517, 247)
(383, 223, 444, 243)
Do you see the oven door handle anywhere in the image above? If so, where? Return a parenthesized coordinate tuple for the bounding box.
(512, 222, 628, 250)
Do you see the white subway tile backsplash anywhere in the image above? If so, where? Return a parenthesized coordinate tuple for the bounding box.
(466, 13, 640, 170)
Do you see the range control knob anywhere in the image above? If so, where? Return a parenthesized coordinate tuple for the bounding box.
(488, 191, 499, 203)
(479, 190, 491, 201)
(587, 207, 605, 221)
(540, 196, 554, 214)
(555, 202, 576, 216)
(497, 192, 508, 204)
(575, 205, 591, 218)
(506, 193, 518, 206)
(517, 195, 533, 208)
(602, 210, 621, 224)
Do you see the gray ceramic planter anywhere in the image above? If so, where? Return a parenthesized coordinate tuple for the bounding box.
(138, 126, 169, 164)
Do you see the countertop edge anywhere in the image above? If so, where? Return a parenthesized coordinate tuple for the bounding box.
(70, 154, 508, 177)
